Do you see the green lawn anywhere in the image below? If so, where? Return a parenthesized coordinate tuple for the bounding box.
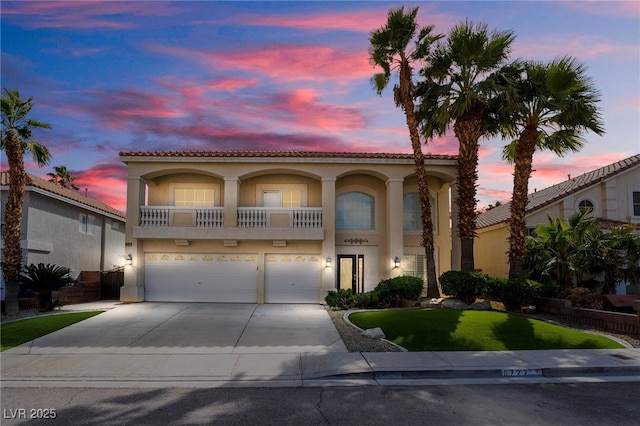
(1, 311, 104, 352)
(348, 309, 624, 351)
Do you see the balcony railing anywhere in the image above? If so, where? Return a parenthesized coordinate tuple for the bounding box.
(238, 207, 322, 229)
(140, 206, 223, 228)
(139, 206, 322, 229)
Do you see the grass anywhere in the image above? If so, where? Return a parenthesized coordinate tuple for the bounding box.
(1, 311, 104, 352)
(348, 308, 624, 351)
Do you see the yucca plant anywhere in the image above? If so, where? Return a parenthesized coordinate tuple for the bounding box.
(19, 263, 74, 311)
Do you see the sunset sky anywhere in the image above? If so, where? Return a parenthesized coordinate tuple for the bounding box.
(1, 1, 638, 213)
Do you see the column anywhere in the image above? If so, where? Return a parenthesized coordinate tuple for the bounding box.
(224, 177, 240, 228)
(321, 178, 336, 294)
(450, 181, 461, 270)
(386, 178, 404, 278)
(121, 176, 146, 302)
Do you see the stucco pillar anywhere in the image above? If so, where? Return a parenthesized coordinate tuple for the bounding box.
(321, 178, 336, 295)
(450, 181, 461, 271)
(121, 176, 146, 302)
(386, 178, 404, 278)
(223, 177, 239, 228)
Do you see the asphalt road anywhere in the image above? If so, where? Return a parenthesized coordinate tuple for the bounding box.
(1, 382, 639, 425)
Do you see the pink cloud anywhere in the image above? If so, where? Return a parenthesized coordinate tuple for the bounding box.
(146, 44, 373, 83)
(71, 162, 128, 213)
(513, 35, 637, 61)
(207, 78, 259, 91)
(2, 1, 182, 30)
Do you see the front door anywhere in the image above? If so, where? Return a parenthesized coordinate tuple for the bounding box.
(337, 254, 364, 293)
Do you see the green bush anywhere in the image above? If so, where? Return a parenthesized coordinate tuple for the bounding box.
(495, 279, 542, 309)
(439, 271, 490, 305)
(374, 276, 423, 308)
(325, 289, 359, 310)
(19, 263, 74, 311)
(325, 276, 423, 309)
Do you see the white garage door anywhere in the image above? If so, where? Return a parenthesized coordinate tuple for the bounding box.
(144, 253, 258, 302)
(265, 254, 321, 303)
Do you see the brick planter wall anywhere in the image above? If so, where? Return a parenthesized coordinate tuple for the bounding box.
(536, 297, 640, 336)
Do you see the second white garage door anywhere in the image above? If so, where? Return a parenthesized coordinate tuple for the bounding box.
(144, 253, 258, 302)
(264, 254, 322, 303)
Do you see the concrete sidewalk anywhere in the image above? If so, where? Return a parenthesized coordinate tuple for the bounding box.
(1, 302, 639, 388)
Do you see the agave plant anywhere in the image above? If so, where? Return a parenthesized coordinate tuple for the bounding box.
(20, 263, 74, 311)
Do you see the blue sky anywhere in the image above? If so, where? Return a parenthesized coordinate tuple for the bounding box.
(2, 1, 639, 212)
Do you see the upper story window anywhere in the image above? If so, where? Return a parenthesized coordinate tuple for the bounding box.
(172, 185, 215, 207)
(262, 189, 301, 208)
(403, 192, 437, 232)
(578, 199, 594, 213)
(336, 192, 375, 230)
(632, 191, 640, 217)
(79, 213, 95, 234)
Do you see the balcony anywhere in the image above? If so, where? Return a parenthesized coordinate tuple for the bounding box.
(134, 206, 323, 241)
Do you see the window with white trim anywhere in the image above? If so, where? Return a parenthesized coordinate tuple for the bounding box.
(402, 254, 426, 281)
(336, 192, 375, 230)
(262, 189, 301, 207)
(79, 213, 95, 234)
(578, 199, 594, 213)
(173, 187, 215, 207)
(632, 191, 640, 217)
(403, 192, 437, 232)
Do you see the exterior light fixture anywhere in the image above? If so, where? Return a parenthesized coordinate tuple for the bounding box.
(394, 256, 401, 268)
(326, 257, 332, 268)
(125, 253, 133, 266)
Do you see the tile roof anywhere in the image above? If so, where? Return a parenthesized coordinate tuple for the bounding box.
(1, 171, 125, 219)
(477, 154, 640, 229)
(118, 150, 457, 161)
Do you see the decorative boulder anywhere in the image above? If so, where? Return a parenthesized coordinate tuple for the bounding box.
(441, 299, 470, 310)
(362, 327, 386, 339)
(470, 300, 492, 311)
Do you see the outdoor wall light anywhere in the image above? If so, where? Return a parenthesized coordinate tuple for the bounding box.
(125, 253, 133, 266)
(394, 256, 401, 268)
(325, 257, 332, 268)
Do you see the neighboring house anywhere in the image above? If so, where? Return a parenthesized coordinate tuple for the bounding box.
(0, 172, 126, 298)
(119, 151, 459, 303)
(476, 154, 640, 278)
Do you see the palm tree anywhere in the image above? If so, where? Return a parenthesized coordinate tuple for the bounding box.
(47, 165, 79, 190)
(20, 263, 74, 311)
(417, 20, 515, 272)
(369, 6, 443, 298)
(1, 88, 51, 315)
(500, 57, 604, 279)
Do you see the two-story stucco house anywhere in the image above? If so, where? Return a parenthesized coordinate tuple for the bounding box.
(476, 154, 640, 279)
(119, 151, 459, 304)
(0, 172, 126, 295)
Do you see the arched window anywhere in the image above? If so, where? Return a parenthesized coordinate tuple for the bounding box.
(336, 192, 375, 230)
(578, 199, 594, 213)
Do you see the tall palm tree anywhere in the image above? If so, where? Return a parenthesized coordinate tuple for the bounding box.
(417, 20, 515, 272)
(1, 88, 51, 315)
(47, 165, 79, 190)
(500, 57, 604, 279)
(369, 6, 443, 298)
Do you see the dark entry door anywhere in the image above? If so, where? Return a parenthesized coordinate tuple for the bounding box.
(337, 254, 364, 293)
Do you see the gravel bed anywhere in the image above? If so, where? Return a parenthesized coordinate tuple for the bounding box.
(327, 307, 402, 352)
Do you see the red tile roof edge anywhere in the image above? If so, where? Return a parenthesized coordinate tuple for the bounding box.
(118, 150, 457, 160)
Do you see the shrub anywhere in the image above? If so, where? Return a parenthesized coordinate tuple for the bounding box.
(439, 271, 489, 305)
(538, 281, 563, 299)
(325, 289, 359, 310)
(566, 287, 602, 310)
(496, 279, 542, 309)
(374, 276, 423, 308)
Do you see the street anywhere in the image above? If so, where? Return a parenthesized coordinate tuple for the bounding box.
(1, 382, 638, 425)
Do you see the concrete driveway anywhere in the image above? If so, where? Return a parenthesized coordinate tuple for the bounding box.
(12, 302, 348, 355)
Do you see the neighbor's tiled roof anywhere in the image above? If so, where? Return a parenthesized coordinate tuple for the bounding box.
(119, 150, 457, 161)
(477, 154, 640, 229)
(1, 171, 125, 219)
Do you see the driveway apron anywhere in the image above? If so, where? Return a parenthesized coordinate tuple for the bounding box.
(16, 303, 348, 355)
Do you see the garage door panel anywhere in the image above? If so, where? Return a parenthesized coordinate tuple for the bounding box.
(265, 254, 321, 303)
(145, 253, 257, 302)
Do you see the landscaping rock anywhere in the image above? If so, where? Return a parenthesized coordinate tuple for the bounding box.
(470, 300, 492, 311)
(420, 298, 441, 308)
(441, 299, 469, 310)
(361, 327, 386, 339)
